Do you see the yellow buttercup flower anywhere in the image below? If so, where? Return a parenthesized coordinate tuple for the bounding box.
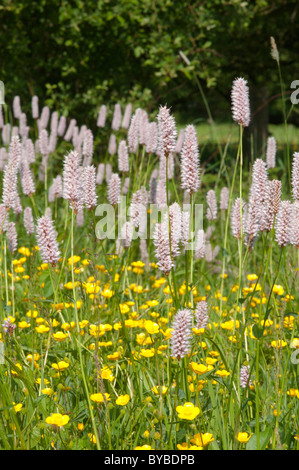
(90, 393, 111, 403)
(107, 351, 121, 361)
(119, 303, 130, 314)
(42, 388, 55, 396)
(271, 340, 287, 349)
(272, 285, 284, 296)
(26, 353, 40, 363)
(51, 361, 70, 372)
(18, 321, 30, 329)
(143, 320, 160, 335)
(46, 413, 70, 427)
(215, 369, 230, 377)
(99, 367, 114, 381)
(135, 445, 153, 450)
(115, 394, 130, 406)
(35, 325, 50, 334)
(52, 331, 68, 341)
(101, 289, 114, 298)
(190, 432, 214, 447)
(236, 432, 251, 443)
(18, 247, 31, 257)
(151, 385, 168, 395)
(176, 402, 200, 420)
(190, 362, 213, 375)
(68, 255, 81, 265)
(13, 403, 23, 413)
(140, 348, 155, 358)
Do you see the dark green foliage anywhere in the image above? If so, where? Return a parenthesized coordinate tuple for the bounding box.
(0, 0, 298, 125)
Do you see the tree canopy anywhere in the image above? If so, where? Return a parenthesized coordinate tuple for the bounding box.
(0, 0, 298, 126)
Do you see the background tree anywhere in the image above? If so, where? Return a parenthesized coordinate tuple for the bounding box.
(0, 0, 298, 156)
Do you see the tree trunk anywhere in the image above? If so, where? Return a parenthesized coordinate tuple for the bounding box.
(244, 84, 269, 167)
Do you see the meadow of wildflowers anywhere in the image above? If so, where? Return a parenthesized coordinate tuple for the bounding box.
(0, 74, 299, 452)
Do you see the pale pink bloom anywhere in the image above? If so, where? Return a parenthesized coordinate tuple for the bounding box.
(76, 208, 84, 228)
(181, 211, 190, 251)
(96, 163, 105, 185)
(249, 158, 269, 232)
(84, 165, 98, 209)
(108, 134, 117, 156)
(2, 136, 21, 212)
(122, 177, 130, 195)
(266, 136, 276, 169)
(118, 140, 129, 173)
(107, 173, 121, 206)
(57, 116, 67, 137)
(194, 229, 205, 259)
(128, 109, 142, 153)
(2, 124, 11, 146)
(97, 105, 107, 128)
(62, 151, 83, 212)
(20, 156, 35, 196)
(244, 194, 260, 249)
(220, 187, 229, 210)
(240, 365, 253, 389)
(50, 111, 59, 134)
(263, 179, 281, 232)
(39, 129, 49, 159)
(105, 163, 112, 183)
(13, 96, 21, 119)
(170, 309, 192, 360)
(7, 221, 17, 253)
(0, 204, 8, 233)
(26, 139, 35, 164)
(64, 119, 77, 142)
(139, 239, 149, 265)
(205, 242, 213, 263)
(146, 122, 158, 154)
(52, 175, 63, 199)
(157, 105, 177, 159)
(149, 169, 158, 204)
(111, 103, 122, 131)
(180, 124, 200, 194)
(153, 220, 174, 275)
(270, 36, 279, 62)
(119, 221, 134, 248)
(82, 129, 94, 166)
(168, 202, 182, 258)
(19, 112, 27, 137)
(0, 147, 7, 171)
(129, 186, 148, 235)
(291, 152, 299, 201)
(36, 215, 60, 266)
(40, 106, 50, 130)
(122, 103, 132, 129)
(139, 110, 149, 146)
(291, 201, 299, 248)
(206, 189, 217, 221)
(155, 177, 167, 209)
(195, 300, 208, 329)
(275, 200, 292, 247)
(231, 77, 250, 127)
(32, 96, 39, 119)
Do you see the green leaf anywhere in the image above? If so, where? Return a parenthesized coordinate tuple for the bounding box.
(246, 427, 273, 450)
(43, 278, 54, 298)
(29, 426, 42, 449)
(252, 324, 263, 339)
